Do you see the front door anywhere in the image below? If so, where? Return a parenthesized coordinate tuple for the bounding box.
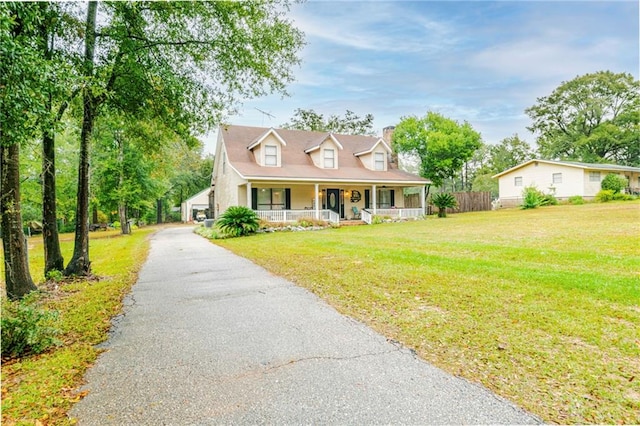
(326, 188, 343, 218)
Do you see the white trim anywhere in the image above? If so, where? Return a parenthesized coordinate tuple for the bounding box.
(247, 128, 287, 150)
(304, 133, 344, 153)
(493, 159, 640, 178)
(354, 138, 392, 156)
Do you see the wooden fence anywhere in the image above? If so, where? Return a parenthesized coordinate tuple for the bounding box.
(405, 191, 492, 214)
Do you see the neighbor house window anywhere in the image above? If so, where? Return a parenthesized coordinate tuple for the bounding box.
(374, 152, 385, 171)
(514, 176, 523, 186)
(589, 171, 600, 182)
(552, 173, 562, 184)
(324, 149, 335, 168)
(265, 145, 277, 166)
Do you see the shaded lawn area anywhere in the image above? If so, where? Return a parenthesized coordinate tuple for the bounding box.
(214, 201, 640, 424)
(1, 228, 155, 425)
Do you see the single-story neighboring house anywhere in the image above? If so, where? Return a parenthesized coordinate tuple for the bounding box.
(181, 188, 210, 222)
(210, 125, 430, 224)
(493, 159, 640, 207)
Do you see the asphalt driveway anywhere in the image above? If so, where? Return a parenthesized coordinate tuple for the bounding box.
(70, 226, 541, 425)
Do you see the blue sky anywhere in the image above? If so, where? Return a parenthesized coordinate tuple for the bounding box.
(202, 0, 639, 154)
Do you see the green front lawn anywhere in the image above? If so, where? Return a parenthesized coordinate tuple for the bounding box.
(213, 201, 640, 424)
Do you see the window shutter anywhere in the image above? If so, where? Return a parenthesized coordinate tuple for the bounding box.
(364, 189, 370, 209)
(285, 188, 291, 210)
(251, 188, 257, 210)
(390, 190, 395, 207)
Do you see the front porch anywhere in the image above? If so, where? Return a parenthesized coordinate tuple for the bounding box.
(254, 206, 425, 225)
(230, 181, 428, 225)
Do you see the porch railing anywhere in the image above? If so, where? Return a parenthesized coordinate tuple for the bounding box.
(374, 208, 424, 219)
(360, 208, 423, 225)
(254, 209, 340, 224)
(361, 209, 372, 224)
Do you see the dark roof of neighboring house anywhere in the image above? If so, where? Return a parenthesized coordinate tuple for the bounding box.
(492, 159, 640, 178)
(219, 125, 430, 184)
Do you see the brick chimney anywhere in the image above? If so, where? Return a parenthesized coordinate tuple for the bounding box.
(383, 126, 397, 165)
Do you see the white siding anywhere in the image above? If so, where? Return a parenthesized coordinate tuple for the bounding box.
(498, 162, 584, 205)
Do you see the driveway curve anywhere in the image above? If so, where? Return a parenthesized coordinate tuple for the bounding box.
(71, 226, 541, 425)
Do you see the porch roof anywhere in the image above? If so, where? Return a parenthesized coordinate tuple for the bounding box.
(221, 125, 430, 185)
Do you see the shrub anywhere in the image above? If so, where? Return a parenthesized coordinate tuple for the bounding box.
(371, 215, 385, 225)
(601, 174, 627, 193)
(521, 186, 542, 209)
(521, 186, 557, 209)
(216, 206, 259, 237)
(296, 217, 328, 228)
(568, 195, 584, 205)
(431, 192, 458, 218)
(612, 192, 634, 201)
(595, 189, 615, 202)
(1, 296, 61, 359)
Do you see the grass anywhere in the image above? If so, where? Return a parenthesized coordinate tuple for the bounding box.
(212, 201, 640, 424)
(1, 228, 155, 425)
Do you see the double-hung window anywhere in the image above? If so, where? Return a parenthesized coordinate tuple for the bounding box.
(374, 152, 385, 171)
(265, 145, 277, 166)
(589, 171, 600, 182)
(514, 176, 523, 187)
(324, 149, 335, 168)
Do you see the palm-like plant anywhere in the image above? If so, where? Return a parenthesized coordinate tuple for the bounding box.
(431, 192, 457, 218)
(216, 206, 259, 237)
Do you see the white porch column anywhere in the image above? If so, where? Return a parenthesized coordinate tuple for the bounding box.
(314, 183, 320, 220)
(420, 185, 426, 214)
(246, 182, 252, 209)
(372, 184, 377, 215)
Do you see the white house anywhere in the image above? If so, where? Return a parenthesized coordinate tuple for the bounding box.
(181, 188, 210, 222)
(210, 125, 430, 224)
(493, 159, 640, 207)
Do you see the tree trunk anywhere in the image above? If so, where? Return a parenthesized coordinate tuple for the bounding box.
(65, 1, 96, 276)
(117, 130, 130, 235)
(1, 144, 37, 299)
(156, 198, 163, 224)
(42, 121, 64, 275)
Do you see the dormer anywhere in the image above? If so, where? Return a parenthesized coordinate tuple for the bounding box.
(354, 138, 392, 171)
(304, 133, 344, 169)
(247, 128, 287, 167)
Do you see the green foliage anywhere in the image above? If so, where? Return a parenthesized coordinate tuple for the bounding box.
(526, 71, 640, 166)
(522, 186, 543, 209)
(613, 192, 634, 201)
(431, 192, 458, 217)
(1, 296, 61, 359)
(393, 111, 482, 186)
(601, 173, 627, 193)
(568, 195, 585, 205)
(596, 189, 615, 202)
(489, 134, 534, 173)
(216, 206, 259, 237)
(281, 109, 376, 135)
(371, 215, 385, 225)
(296, 217, 328, 228)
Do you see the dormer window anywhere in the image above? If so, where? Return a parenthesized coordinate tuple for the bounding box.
(375, 152, 385, 171)
(265, 145, 277, 166)
(324, 149, 335, 168)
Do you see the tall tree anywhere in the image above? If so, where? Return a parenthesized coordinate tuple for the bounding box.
(392, 112, 482, 189)
(40, 3, 82, 275)
(0, 3, 45, 298)
(64, 1, 304, 275)
(488, 134, 534, 173)
(526, 71, 640, 166)
(282, 109, 375, 135)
